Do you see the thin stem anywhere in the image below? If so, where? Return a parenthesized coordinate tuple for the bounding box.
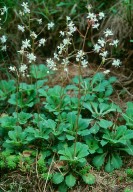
(43, 154, 55, 192)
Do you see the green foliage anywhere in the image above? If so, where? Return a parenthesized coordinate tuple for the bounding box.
(0, 0, 133, 190)
(52, 173, 64, 184)
(0, 80, 16, 112)
(126, 168, 133, 178)
(0, 72, 133, 190)
(124, 188, 133, 192)
(123, 102, 133, 129)
(58, 142, 89, 165)
(8, 80, 45, 109)
(3, 126, 28, 152)
(92, 125, 133, 172)
(72, 73, 117, 101)
(13, 112, 32, 124)
(30, 64, 50, 79)
(0, 151, 19, 170)
(82, 173, 96, 185)
(0, 80, 16, 101)
(65, 174, 76, 188)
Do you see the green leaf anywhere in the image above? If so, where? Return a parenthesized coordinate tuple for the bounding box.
(72, 76, 83, 84)
(120, 144, 133, 155)
(65, 174, 76, 188)
(0, 80, 16, 101)
(93, 153, 106, 168)
(123, 102, 133, 128)
(13, 112, 32, 124)
(59, 142, 89, 163)
(85, 138, 99, 154)
(108, 76, 117, 83)
(35, 80, 47, 89)
(0, 116, 17, 128)
(105, 157, 114, 172)
(89, 123, 100, 134)
(66, 134, 75, 140)
(91, 73, 105, 85)
(75, 142, 89, 159)
(30, 64, 49, 79)
(52, 173, 64, 184)
(58, 181, 68, 192)
(82, 173, 95, 184)
(111, 153, 122, 169)
(100, 139, 108, 146)
(98, 119, 113, 129)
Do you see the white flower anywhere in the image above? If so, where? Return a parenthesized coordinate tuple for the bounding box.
(98, 38, 106, 47)
(67, 21, 75, 29)
(46, 58, 57, 70)
(104, 28, 113, 37)
(22, 39, 31, 49)
(9, 66, 16, 72)
(59, 31, 65, 36)
(112, 59, 121, 67)
(1, 45, 6, 51)
(100, 51, 108, 58)
(92, 22, 100, 29)
(99, 12, 105, 20)
(57, 43, 65, 55)
(21, 2, 30, 14)
(19, 10, 24, 16)
(61, 58, 69, 65)
(30, 31, 37, 39)
(27, 53, 36, 63)
(67, 21, 76, 35)
(76, 50, 85, 61)
(18, 25, 25, 32)
(39, 38, 46, 46)
(21, 2, 28, 8)
(63, 38, 71, 46)
(54, 53, 60, 61)
(19, 64, 27, 73)
(18, 49, 25, 55)
(47, 22, 54, 30)
(93, 44, 101, 53)
(37, 18, 42, 24)
(110, 39, 119, 47)
(103, 69, 110, 74)
(87, 12, 97, 21)
(66, 16, 71, 21)
(81, 59, 88, 68)
(0, 35, 7, 43)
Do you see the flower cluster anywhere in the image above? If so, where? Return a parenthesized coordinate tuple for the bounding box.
(9, 64, 28, 77)
(76, 50, 88, 68)
(46, 16, 77, 71)
(93, 28, 121, 67)
(16, 2, 56, 65)
(57, 17, 76, 54)
(7, 2, 121, 76)
(46, 58, 57, 70)
(20, 2, 30, 15)
(87, 11, 105, 29)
